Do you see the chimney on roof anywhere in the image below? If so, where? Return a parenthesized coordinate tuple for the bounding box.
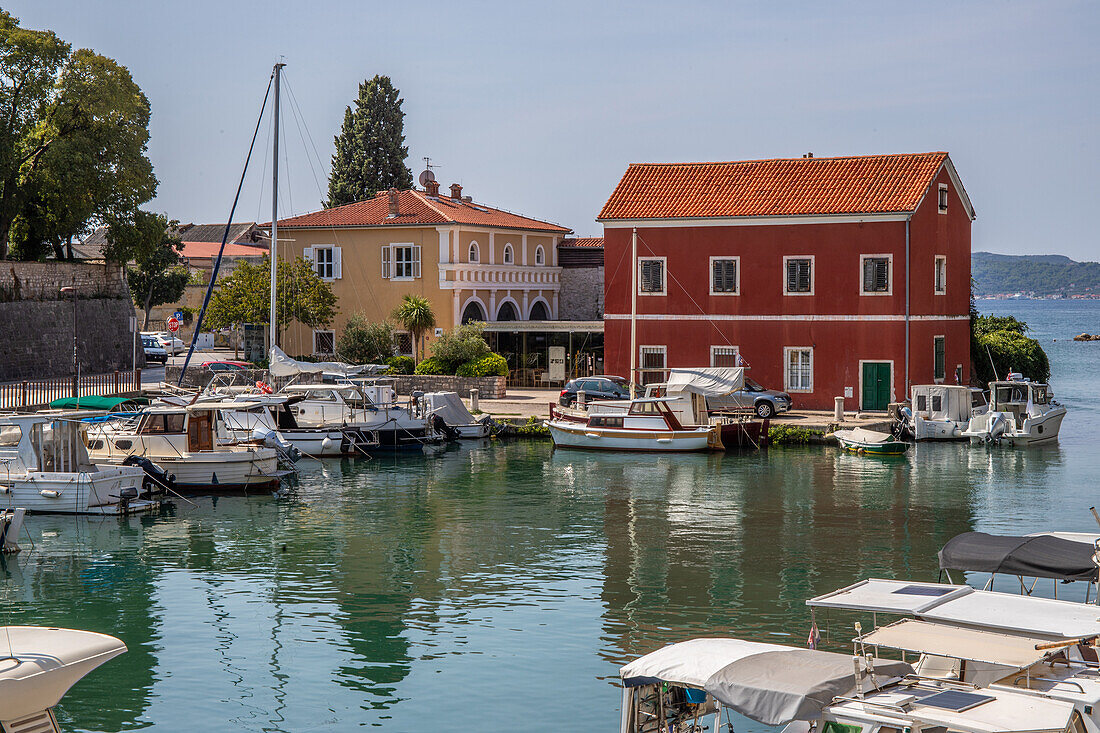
(425, 179, 440, 196)
(804, 152, 814, 158)
(387, 188, 399, 218)
(450, 183, 462, 199)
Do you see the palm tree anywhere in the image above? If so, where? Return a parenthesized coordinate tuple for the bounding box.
(393, 294, 436, 363)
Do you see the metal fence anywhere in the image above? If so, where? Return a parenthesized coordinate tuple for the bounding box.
(0, 370, 141, 411)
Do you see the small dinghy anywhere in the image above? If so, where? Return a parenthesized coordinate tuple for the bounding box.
(831, 426, 909, 455)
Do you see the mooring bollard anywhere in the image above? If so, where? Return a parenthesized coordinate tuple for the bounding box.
(470, 388, 479, 412)
(578, 389, 586, 408)
(834, 396, 845, 422)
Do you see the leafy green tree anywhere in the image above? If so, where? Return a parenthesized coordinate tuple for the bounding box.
(0, 13, 156, 259)
(105, 210, 186, 329)
(326, 75, 413, 207)
(205, 256, 337, 344)
(430, 322, 490, 373)
(971, 313, 1050, 385)
(392, 294, 435, 363)
(337, 314, 394, 364)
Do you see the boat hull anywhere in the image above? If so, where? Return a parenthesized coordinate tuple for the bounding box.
(546, 420, 716, 452)
(836, 438, 909, 455)
(0, 466, 157, 515)
(962, 407, 1066, 446)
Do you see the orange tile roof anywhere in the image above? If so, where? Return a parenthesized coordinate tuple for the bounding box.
(180, 240, 268, 259)
(273, 189, 570, 233)
(559, 237, 604, 248)
(597, 152, 951, 221)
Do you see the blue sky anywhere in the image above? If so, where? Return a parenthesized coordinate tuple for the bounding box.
(9, 1, 1099, 257)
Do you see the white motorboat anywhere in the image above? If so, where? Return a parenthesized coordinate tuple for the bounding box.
(0, 413, 157, 515)
(546, 397, 721, 452)
(619, 635, 1082, 733)
(86, 403, 280, 490)
(421, 392, 491, 439)
(641, 367, 767, 448)
(281, 383, 440, 451)
(961, 376, 1066, 445)
(0, 626, 127, 733)
(905, 384, 989, 440)
(209, 393, 356, 457)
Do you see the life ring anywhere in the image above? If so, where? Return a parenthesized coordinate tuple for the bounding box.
(255, 381, 274, 394)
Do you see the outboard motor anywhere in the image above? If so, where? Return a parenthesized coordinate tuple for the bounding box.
(430, 413, 460, 442)
(122, 455, 174, 495)
(253, 427, 301, 462)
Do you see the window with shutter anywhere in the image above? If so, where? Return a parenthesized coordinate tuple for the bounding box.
(313, 246, 335, 279)
(935, 256, 947, 294)
(938, 183, 949, 213)
(934, 336, 946, 380)
(332, 247, 342, 279)
(784, 347, 813, 392)
(711, 258, 738, 294)
(381, 245, 392, 278)
(862, 256, 891, 293)
(638, 258, 665, 294)
(412, 245, 421, 278)
(784, 257, 812, 294)
(639, 345, 666, 385)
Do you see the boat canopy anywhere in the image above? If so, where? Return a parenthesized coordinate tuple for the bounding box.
(619, 638, 789, 689)
(0, 627, 126, 722)
(268, 346, 384, 378)
(939, 531, 1099, 582)
(702, 647, 912, 726)
(807, 579, 975, 614)
(423, 392, 479, 428)
(47, 396, 149, 411)
(858, 619, 1054, 668)
(910, 384, 974, 422)
(665, 367, 744, 397)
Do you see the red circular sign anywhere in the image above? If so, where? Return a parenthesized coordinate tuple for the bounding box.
(167, 317, 180, 333)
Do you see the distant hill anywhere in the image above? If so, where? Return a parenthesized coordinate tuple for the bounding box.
(972, 251, 1100, 297)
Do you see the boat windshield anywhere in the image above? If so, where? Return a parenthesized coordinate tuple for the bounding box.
(138, 413, 187, 434)
(994, 385, 1029, 406)
(1032, 385, 1050, 404)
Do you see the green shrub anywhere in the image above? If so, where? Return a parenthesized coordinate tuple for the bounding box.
(456, 353, 509, 377)
(767, 424, 823, 445)
(431, 323, 490, 368)
(414, 356, 450, 375)
(386, 355, 414, 375)
(337, 314, 395, 364)
(515, 416, 550, 438)
(971, 314, 1050, 384)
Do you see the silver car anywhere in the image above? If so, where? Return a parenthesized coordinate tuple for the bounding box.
(706, 377, 792, 419)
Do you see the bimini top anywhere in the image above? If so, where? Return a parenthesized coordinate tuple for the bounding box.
(703, 647, 912, 726)
(939, 532, 1099, 582)
(620, 638, 789, 689)
(858, 619, 1055, 669)
(0, 626, 126, 721)
(808, 578, 1100, 639)
(665, 367, 744, 397)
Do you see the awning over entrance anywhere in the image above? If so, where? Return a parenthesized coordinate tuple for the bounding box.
(480, 320, 603, 334)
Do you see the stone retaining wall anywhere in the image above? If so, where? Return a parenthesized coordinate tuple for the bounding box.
(388, 375, 506, 398)
(0, 261, 128, 301)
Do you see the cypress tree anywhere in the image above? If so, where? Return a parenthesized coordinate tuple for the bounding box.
(327, 75, 414, 208)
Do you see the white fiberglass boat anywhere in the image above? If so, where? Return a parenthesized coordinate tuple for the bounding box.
(905, 384, 989, 441)
(421, 392, 491, 439)
(86, 403, 280, 490)
(546, 397, 721, 452)
(961, 376, 1066, 445)
(0, 626, 127, 733)
(210, 393, 354, 457)
(0, 413, 156, 515)
(281, 383, 439, 451)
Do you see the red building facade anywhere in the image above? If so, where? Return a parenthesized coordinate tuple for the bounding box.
(597, 153, 975, 410)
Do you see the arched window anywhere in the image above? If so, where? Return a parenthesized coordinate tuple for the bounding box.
(528, 300, 550, 321)
(461, 300, 486, 324)
(496, 301, 518, 321)
(468, 242, 480, 263)
(534, 245, 545, 265)
(503, 244, 513, 264)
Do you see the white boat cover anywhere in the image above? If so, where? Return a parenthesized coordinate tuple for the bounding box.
(807, 579, 975, 614)
(620, 638, 788, 689)
(911, 384, 972, 422)
(665, 367, 744, 396)
(268, 346, 384, 378)
(833, 427, 895, 444)
(859, 619, 1053, 668)
(0, 626, 126, 721)
(424, 392, 480, 427)
(703, 648, 912, 726)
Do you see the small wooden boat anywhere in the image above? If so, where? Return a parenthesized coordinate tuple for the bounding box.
(831, 427, 909, 455)
(546, 398, 722, 452)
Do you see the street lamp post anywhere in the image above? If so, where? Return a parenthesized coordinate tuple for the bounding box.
(60, 283, 78, 399)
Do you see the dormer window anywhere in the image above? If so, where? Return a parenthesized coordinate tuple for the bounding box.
(469, 242, 480, 263)
(938, 183, 949, 213)
(503, 244, 514, 264)
(535, 245, 545, 265)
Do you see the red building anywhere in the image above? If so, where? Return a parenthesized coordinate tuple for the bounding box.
(597, 152, 975, 410)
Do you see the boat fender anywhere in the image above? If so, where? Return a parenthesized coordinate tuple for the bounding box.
(0, 486, 8, 494)
(39, 489, 61, 498)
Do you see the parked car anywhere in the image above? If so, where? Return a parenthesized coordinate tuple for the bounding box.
(706, 377, 792, 419)
(559, 375, 631, 406)
(143, 332, 186, 355)
(141, 336, 168, 364)
(201, 360, 252, 372)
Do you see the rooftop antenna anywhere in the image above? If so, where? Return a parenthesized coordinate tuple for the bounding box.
(418, 157, 437, 189)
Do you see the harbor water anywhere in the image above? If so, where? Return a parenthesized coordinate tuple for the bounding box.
(4, 300, 1099, 732)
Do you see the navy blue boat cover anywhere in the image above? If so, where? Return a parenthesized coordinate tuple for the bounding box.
(939, 532, 1098, 582)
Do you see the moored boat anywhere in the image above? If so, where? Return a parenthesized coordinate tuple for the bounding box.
(960, 375, 1066, 446)
(546, 398, 721, 452)
(903, 384, 989, 440)
(831, 426, 909, 455)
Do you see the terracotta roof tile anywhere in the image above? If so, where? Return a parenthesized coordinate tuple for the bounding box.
(180, 240, 268, 259)
(274, 189, 570, 233)
(559, 237, 604, 248)
(597, 152, 950, 220)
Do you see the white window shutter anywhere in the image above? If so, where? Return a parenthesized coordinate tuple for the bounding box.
(333, 247, 342, 279)
(413, 246, 421, 278)
(303, 246, 314, 265)
(381, 245, 391, 278)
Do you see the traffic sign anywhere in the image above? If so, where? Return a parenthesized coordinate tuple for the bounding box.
(167, 317, 180, 333)
(173, 310, 184, 321)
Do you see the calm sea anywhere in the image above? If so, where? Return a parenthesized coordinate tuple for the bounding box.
(4, 300, 1098, 732)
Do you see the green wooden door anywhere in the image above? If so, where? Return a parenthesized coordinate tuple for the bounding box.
(861, 362, 892, 411)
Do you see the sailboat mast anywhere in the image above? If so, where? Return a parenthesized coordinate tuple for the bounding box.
(630, 226, 637, 399)
(269, 62, 285, 351)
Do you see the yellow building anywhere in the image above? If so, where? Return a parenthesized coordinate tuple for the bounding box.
(272, 181, 572, 357)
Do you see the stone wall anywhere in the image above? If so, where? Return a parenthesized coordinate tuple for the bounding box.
(387, 375, 506, 399)
(0, 262, 140, 381)
(558, 266, 604, 321)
